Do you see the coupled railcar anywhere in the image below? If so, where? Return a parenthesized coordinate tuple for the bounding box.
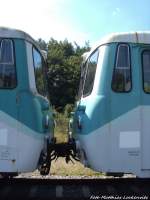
(72, 32, 150, 178)
(0, 27, 54, 177)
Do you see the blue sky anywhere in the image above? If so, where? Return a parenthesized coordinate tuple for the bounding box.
(60, 0, 150, 44)
(0, 0, 150, 46)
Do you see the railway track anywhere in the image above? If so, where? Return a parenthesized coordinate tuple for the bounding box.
(0, 177, 149, 200)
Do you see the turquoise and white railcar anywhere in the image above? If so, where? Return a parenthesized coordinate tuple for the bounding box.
(72, 32, 150, 177)
(0, 27, 54, 177)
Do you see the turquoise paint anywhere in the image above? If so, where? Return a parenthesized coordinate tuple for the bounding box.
(0, 40, 21, 128)
(18, 92, 43, 133)
(73, 43, 144, 135)
(0, 39, 29, 123)
(15, 39, 30, 90)
(15, 39, 53, 135)
(0, 38, 54, 137)
(15, 39, 44, 134)
(75, 95, 109, 135)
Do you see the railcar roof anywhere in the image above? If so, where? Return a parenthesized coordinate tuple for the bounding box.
(90, 31, 150, 53)
(101, 31, 150, 44)
(0, 27, 40, 50)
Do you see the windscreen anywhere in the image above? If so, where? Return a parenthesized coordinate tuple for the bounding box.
(0, 39, 17, 89)
(77, 49, 99, 99)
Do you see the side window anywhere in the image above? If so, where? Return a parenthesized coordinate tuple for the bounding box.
(142, 50, 150, 93)
(0, 39, 16, 88)
(83, 49, 99, 96)
(112, 44, 131, 92)
(33, 47, 46, 96)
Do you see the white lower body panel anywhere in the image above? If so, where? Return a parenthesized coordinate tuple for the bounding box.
(77, 106, 150, 177)
(0, 111, 45, 173)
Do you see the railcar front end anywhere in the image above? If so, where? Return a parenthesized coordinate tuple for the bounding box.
(0, 27, 54, 177)
(72, 32, 150, 178)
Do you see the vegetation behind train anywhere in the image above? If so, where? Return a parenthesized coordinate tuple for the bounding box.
(37, 38, 90, 111)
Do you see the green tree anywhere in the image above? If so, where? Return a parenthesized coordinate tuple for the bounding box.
(37, 38, 90, 111)
(37, 38, 48, 51)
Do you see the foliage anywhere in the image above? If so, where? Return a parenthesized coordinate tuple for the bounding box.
(53, 109, 69, 143)
(37, 38, 90, 110)
(36, 38, 90, 110)
(53, 104, 74, 142)
(37, 38, 48, 51)
(64, 104, 74, 118)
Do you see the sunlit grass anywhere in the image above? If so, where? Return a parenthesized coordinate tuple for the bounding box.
(51, 110, 102, 177)
(54, 112, 68, 143)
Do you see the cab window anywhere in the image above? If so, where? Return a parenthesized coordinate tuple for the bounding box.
(0, 39, 16, 88)
(112, 44, 131, 92)
(33, 47, 46, 96)
(142, 50, 150, 93)
(83, 49, 99, 97)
